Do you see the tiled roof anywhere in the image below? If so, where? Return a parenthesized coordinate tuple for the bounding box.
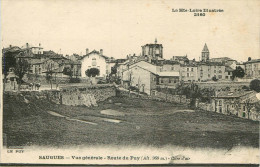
(157, 71, 179, 77)
(2, 46, 21, 53)
(163, 60, 180, 65)
(245, 59, 260, 64)
(28, 59, 46, 65)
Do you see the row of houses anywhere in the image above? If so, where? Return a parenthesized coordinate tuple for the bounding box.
(2, 41, 260, 88)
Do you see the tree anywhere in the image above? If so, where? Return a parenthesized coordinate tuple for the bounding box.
(85, 68, 100, 77)
(232, 66, 245, 80)
(212, 76, 218, 81)
(2, 51, 17, 90)
(63, 66, 73, 78)
(14, 58, 30, 91)
(250, 79, 260, 92)
(46, 62, 54, 89)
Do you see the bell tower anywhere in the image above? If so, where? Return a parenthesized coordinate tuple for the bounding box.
(201, 43, 209, 62)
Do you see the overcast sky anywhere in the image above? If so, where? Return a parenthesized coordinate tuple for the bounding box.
(1, 0, 260, 62)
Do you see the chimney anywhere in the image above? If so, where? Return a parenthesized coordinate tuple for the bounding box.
(100, 49, 103, 55)
(9, 45, 12, 48)
(26, 43, 29, 48)
(39, 43, 41, 47)
(248, 57, 251, 61)
(86, 48, 89, 55)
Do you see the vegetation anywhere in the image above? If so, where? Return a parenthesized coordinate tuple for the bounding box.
(45, 62, 54, 89)
(63, 66, 73, 78)
(3, 94, 259, 148)
(85, 68, 100, 77)
(14, 58, 30, 91)
(250, 79, 260, 92)
(212, 76, 218, 81)
(232, 66, 245, 80)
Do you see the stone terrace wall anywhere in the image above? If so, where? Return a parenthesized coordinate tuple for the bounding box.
(197, 102, 214, 112)
(4, 85, 116, 107)
(60, 85, 116, 106)
(151, 91, 189, 104)
(193, 81, 249, 90)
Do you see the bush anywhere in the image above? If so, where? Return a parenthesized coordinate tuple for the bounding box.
(212, 76, 218, 81)
(69, 78, 81, 83)
(85, 68, 100, 77)
(250, 79, 260, 92)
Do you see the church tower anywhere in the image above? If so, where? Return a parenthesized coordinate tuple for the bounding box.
(201, 43, 209, 62)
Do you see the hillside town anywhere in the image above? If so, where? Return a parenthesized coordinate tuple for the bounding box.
(2, 39, 260, 122)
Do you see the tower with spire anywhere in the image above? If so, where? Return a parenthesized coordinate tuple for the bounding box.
(201, 43, 209, 62)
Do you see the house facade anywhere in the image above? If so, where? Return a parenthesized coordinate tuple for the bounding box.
(211, 91, 260, 120)
(81, 50, 108, 78)
(244, 59, 260, 79)
(122, 65, 157, 95)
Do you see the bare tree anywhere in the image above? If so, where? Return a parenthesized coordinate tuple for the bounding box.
(244, 99, 254, 119)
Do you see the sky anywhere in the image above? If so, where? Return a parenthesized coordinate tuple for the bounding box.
(1, 0, 260, 62)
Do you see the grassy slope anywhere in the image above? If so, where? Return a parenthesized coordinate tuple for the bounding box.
(3, 93, 259, 149)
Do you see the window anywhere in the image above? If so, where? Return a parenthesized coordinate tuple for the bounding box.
(219, 70, 222, 73)
(191, 68, 193, 72)
(187, 73, 189, 77)
(169, 79, 171, 83)
(171, 67, 174, 70)
(187, 68, 189, 71)
(208, 74, 210, 78)
(225, 76, 228, 79)
(243, 106, 246, 111)
(218, 75, 222, 79)
(161, 79, 163, 83)
(92, 58, 97, 66)
(214, 70, 216, 73)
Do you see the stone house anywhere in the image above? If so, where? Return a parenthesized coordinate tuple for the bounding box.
(81, 49, 110, 78)
(244, 58, 260, 79)
(122, 65, 157, 95)
(197, 62, 230, 81)
(211, 91, 260, 120)
(180, 64, 198, 82)
(122, 60, 180, 94)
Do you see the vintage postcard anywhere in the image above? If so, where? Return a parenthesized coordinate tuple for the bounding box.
(1, 0, 259, 165)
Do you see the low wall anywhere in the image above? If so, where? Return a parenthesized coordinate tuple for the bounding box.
(60, 85, 116, 106)
(4, 85, 116, 107)
(151, 91, 189, 104)
(197, 102, 214, 112)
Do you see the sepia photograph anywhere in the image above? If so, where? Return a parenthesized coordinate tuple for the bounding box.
(0, 0, 260, 165)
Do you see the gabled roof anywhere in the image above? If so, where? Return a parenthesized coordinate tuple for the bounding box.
(81, 50, 109, 60)
(202, 43, 209, 52)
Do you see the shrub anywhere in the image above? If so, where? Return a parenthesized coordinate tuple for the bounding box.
(250, 79, 260, 92)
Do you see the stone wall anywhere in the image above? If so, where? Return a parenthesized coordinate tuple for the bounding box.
(60, 85, 116, 106)
(3, 85, 116, 107)
(197, 102, 214, 112)
(151, 91, 189, 104)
